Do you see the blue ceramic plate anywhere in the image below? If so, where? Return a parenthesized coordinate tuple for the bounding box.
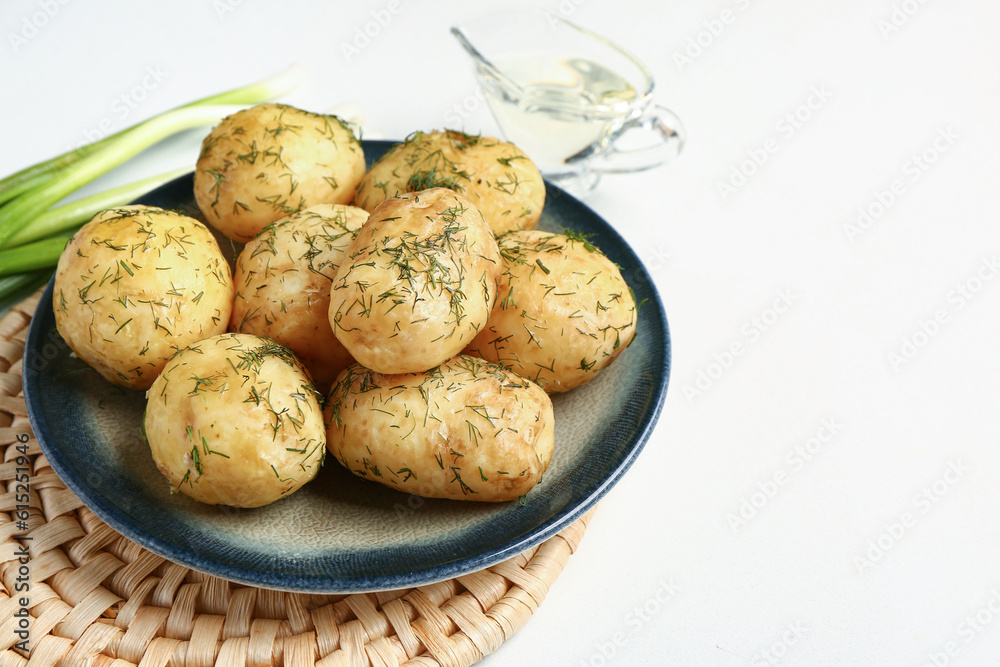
(23, 140, 670, 593)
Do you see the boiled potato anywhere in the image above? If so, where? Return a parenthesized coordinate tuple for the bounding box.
(230, 204, 369, 388)
(465, 230, 637, 392)
(325, 355, 554, 502)
(53, 205, 232, 390)
(144, 333, 325, 508)
(353, 130, 545, 236)
(194, 103, 365, 242)
(329, 188, 501, 374)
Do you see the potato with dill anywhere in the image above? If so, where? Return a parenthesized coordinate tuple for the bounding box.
(194, 103, 365, 243)
(329, 188, 501, 374)
(353, 130, 545, 236)
(230, 203, 369, 388)
(465, 230, 638, 393)
(53, 205, 232, 390)
(144, 333, 326, 508)
(325, 355, 554, 502)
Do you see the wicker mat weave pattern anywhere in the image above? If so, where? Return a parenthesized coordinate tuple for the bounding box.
(0, 292, 592, 667)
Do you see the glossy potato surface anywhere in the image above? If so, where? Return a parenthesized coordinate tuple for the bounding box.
(230, 204, 369, 388)
(329, 188, 500, 374)
(194, 103, 365, 242)
(53, 205, 232, 390)
(465, 230, 637, 392)
(325, 355, 554, 502)
(144, 333, 325, 508)
(354, 130, 544, 236)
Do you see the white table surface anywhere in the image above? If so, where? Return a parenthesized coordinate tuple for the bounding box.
(5, 0, 1000, 664)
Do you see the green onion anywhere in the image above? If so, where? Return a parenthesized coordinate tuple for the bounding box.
(0, 104, 245, 248)
(0, 64, 304, 205)
(0, 64, 305, 250)
(0, 268, 53, 314)
(0, 144, 109, 206)
(5, 166, 190, 248)
(0, 170, 60, 207)
(0, 236, 74, 277)
(190, 64, 305, 107)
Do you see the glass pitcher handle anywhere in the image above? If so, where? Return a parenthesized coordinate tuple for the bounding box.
(578, 105, 685, 174)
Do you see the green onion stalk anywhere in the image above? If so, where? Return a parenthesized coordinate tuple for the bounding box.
(4, 166, 191, 247)
(0, 64, 304, 207)
(0, 269, 55, 315)
(0, 237, 74, 277)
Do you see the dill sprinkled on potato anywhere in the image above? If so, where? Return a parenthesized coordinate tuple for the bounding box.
(194, 103, 365, 243)
(354, 130, 546, 236)
(144, 332, 326, 508)
(323, 355, 554, 502)
(464, 230, 638, 393)
(329, 188, 500, 375)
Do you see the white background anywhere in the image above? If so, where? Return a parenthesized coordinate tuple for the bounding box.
(4, 0, 1000, 665)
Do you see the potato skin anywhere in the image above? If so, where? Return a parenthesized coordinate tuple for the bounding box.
(230, 204, 369, 389)
(194, 103, 365, 242)
(325, 355, 554, 502)
(465, 230, 637, 393)
(329, 188, 501, 374)
(53, 205, 232, 390)
(144, 333, 326, 508)
(353, 130, 545, 236)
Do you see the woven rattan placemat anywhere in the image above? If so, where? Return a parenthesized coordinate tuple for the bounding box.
(0, 291, 592, 667)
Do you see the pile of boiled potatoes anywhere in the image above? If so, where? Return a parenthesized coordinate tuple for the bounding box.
(52, 103, 637, 508)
